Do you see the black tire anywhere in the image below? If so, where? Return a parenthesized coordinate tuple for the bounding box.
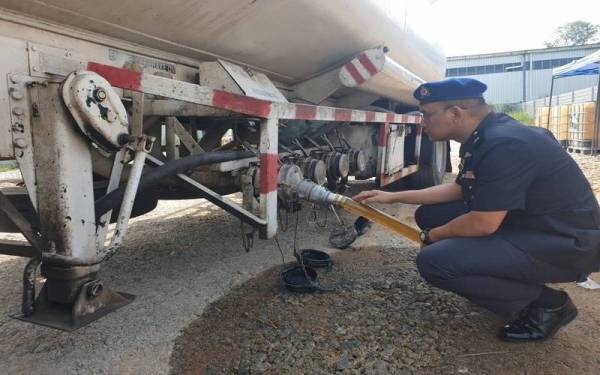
(408, 136, 447, 189)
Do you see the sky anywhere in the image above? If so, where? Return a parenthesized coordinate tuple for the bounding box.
(424, 0, 600, 56)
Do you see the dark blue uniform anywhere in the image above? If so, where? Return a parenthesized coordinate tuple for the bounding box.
(415, 112, 600, 317)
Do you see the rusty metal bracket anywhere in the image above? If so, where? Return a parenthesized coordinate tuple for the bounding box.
(145, 154, 267, 229)
(0, 191, 42, 253)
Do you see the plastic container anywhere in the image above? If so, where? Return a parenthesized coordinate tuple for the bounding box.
(569, 102, 598, 149)
(535, 107, 550, 128)
(549, 105, 570, 146)
(281, 266, 318, 293)
(299, 249, 333, 269)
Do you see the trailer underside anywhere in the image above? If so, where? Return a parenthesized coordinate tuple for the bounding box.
(0, 12, 448, 329)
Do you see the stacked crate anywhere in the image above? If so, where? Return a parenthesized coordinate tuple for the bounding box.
(569, 102, 598, 150)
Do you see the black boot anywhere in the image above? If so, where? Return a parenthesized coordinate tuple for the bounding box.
(497, 294, 578, 343)
(329, 217, 372, 249)
(354, 216, 373, 236)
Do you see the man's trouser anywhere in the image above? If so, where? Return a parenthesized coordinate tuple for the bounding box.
(414, 201, 581, 318)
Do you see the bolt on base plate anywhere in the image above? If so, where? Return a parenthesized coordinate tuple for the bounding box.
(13, 280, 134, 331)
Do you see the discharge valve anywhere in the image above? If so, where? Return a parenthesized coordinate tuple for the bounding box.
(293, 180, 421, 243)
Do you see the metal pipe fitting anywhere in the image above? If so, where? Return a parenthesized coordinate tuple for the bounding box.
(320, 151, 349, 179)
(293, 179, 341, 205)
(300, 157, 327, 185)
(348, 149, 367, 174)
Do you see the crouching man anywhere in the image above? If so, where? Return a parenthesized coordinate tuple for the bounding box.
(354, 78, 600, 342)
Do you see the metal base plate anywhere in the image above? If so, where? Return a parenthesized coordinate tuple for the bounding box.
(13, 283, 134, 331)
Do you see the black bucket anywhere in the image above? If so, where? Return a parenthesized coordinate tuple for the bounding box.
(281, 266, 318, 293)
(300, 249, 333, 269)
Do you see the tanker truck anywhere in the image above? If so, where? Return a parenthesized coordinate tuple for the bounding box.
(0, 0, 446, 329)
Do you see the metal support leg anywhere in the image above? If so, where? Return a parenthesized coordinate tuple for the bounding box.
(259, 117, 278, 239)
(30, 82, 97, 264)
(15, 82, 132, 331)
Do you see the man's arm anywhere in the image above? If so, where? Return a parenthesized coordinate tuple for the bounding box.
(354, 182, 462, 205)
(428, 210, 507, 242)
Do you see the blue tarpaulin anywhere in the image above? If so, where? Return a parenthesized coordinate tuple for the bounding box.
(552, 49, 600, 78)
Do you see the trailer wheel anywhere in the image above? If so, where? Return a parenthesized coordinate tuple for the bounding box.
(408, 136, 447, 189)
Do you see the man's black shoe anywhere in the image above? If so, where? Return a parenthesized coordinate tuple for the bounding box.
(497, 295, 578, 343)
(354, 217, 373, 236)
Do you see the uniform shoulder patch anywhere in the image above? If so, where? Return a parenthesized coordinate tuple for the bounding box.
(462, 171, 476, 179)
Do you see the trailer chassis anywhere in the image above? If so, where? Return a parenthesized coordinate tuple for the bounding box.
(2, 55, 422, 329)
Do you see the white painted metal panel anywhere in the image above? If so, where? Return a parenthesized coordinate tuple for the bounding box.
(384, 125, 405, 175)
(219, 60, 288, 102)
(0, 0, 445, 92)
(0, 35, 29, 158)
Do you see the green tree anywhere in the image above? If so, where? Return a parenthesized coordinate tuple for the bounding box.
(545, 21, 599, 47)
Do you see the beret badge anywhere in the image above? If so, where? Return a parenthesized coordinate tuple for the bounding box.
(419, 86, 430, 97)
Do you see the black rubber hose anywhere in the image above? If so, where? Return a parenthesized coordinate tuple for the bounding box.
(94, 150, 255, 218)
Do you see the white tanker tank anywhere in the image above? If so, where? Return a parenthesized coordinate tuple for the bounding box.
(0, 0, 446, 105)
(0, 0, 449, 330)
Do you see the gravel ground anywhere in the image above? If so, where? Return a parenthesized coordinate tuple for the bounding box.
(170, 246, 600, 374)
(1, 151, 600, 374)
(170, 151, 600, 375)
(0, 193, 337, 374)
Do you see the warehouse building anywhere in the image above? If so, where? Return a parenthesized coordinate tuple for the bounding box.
(446, 43, 600, 105)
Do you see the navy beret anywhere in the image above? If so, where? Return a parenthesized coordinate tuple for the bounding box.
(413, 78, 487, 104)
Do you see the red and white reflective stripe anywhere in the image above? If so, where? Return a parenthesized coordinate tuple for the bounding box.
(86, 62, 421, 125)
(342, 61, 366, 85)
(273, 104, 420, 124)
(340, 51, 382, 86)
(259, 118, 278, 239)
(357, 52, 379, 76)
(87, 62, 142, 90)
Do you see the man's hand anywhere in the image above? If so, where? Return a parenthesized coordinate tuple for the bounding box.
(354, 182, 462, 206)
(353, 190, 396, 204)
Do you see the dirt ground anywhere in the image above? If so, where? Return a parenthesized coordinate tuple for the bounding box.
(169, 249, 600, 375)
(1, 152, 599, 374)
(169, 152, 600, 375)
(0, 194, 338, 374)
